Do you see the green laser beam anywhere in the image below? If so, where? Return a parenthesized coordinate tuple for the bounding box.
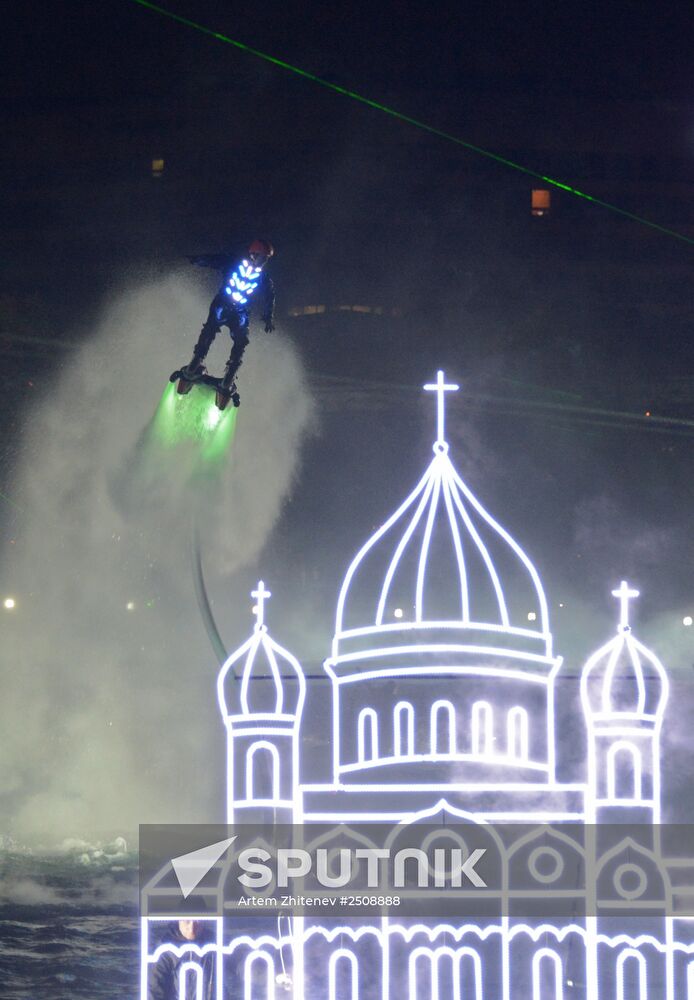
(129, 0, 694, 247)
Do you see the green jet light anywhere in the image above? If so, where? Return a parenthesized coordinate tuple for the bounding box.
(150, 381, 238, 467)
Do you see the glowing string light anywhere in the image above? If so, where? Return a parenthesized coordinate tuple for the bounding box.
(142, 373, 687, 1000)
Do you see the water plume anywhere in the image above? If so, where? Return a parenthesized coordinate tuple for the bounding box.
(0, 272, 313, 840)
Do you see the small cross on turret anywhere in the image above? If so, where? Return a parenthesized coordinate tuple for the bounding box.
(251, 580, 272, 631)
(612, 579, 639, 633)
(424, 370, 459, 450)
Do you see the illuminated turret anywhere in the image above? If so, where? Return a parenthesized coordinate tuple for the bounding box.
(217, 581, 305, 822)
(581, 581, 669, 826)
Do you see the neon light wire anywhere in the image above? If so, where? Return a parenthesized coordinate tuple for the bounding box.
(129, 0, 694, 247)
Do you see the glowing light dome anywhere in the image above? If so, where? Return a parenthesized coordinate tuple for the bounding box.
(334, 372, 551, 656)
(217, 581, 306, 718)
(581, 581, 669, 717)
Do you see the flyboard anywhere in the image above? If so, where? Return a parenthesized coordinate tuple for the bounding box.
(169, 367, 240, 411)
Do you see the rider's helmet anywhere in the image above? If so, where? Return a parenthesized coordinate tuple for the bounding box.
(248, 239, 274, 267)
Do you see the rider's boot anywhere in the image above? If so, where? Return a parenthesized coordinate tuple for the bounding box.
(222, 333, 247, 389)
(184, 353, 205, 378)
(215, 359, 241, 410)
(221, 358, 239, 391)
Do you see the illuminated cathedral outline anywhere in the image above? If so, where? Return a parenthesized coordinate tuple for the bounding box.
(142, 372, 694, 999)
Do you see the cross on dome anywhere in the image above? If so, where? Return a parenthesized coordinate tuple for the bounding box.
(424, 370, 459, 452)
(612, 580, 639, 632)
(251, 580, 272, 630)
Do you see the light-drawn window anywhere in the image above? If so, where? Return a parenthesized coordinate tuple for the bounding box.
(408, 947, 482, 1000)
(617, 949, 647, 1000)
(430, 700, 456, 754)
(178, 962, 204, 1000)
(394, 701, 415, 757)
(507, 706, 529, 759)
(329, 949, 359, 999)
(245, 951, 276, 1000)
(246, 741, 280, 800)
(457, 950, 483, 1000)
(409, 949, 437, 1000)
(607, 741, 642, 800)
(471, 701, 493, 756)
(357, 708, 379, 762)
(532, 949, 563, 1000)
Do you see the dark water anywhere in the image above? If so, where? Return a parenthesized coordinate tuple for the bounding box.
(0, 844, 139, 1000)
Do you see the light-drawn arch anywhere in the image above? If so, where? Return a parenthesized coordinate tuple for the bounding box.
(245, 950, 276, 1000)
(246, 741, 280, 800)
(607, 740, 642, 800)
(410, 947, 437, 999)
(408, 946, 482, 1000)
(357, 708, 379, 762)
(328, 948, 359, 1000)
(507, 706, 529, 759)
(616, 948, 647, 1000)
(178, 961, 204, 1000)
(687, 959, 694, 999)
(456, 948, 483, 1000)
(532, 948, 563, 1000)
(394, 701, 415, 757)
(431, 700, 456, 754)
(471, 701, 493, 756)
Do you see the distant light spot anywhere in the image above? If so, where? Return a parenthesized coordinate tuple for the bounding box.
(527, 611, 537, 622)
(684, 616, 693, 627)
(3, 597, 16, 610)
(394, 608, 403, 619)
(126, 601, 135, 611)
(531, 188, 551, 216)
(559, 603, 564, 608)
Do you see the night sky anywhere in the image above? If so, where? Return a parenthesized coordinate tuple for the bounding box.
(1, 1, 693, 838)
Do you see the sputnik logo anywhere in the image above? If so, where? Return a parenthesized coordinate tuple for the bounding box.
(171, 836, 237, 899)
